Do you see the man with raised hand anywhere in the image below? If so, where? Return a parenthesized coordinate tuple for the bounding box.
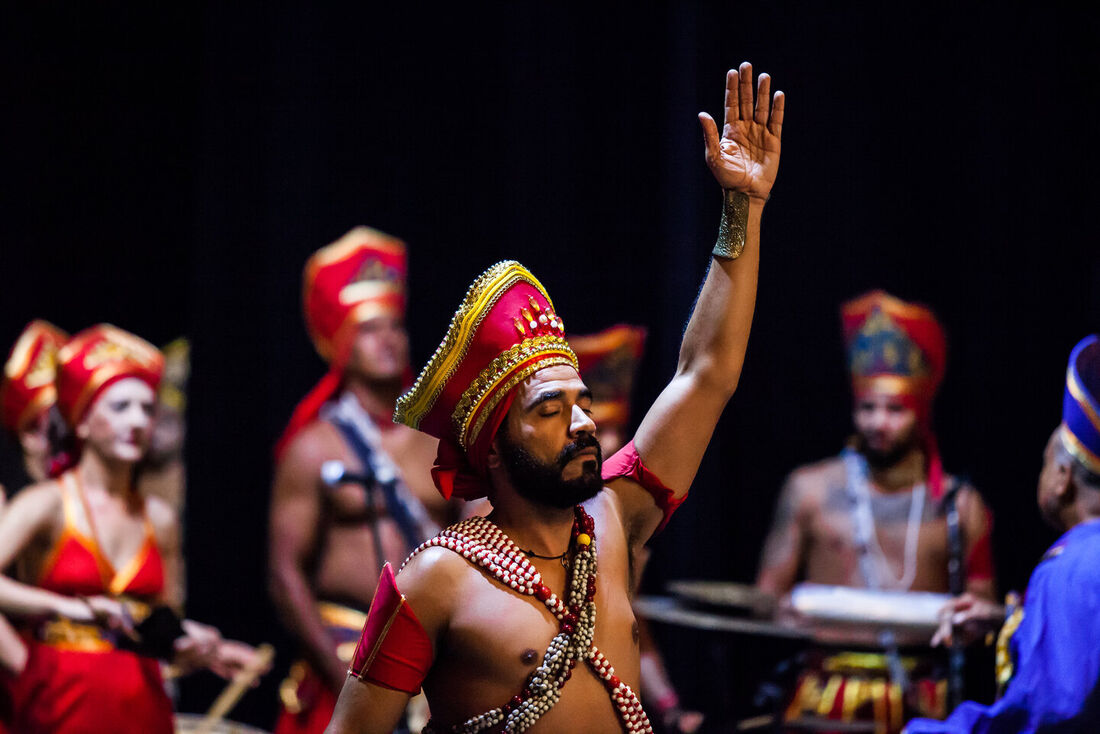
(327, 62, 784, 733)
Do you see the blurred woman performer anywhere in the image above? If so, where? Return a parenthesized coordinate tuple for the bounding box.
(0, 324, 257, 734)
(0, 320, 71, 730)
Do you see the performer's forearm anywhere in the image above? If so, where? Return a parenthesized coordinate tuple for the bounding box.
(0, 574, 94, 620)
(676, 197, 763, 394)
(269, 564, 348, 690)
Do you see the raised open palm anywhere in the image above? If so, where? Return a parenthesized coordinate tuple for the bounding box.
(699, 62, 784, 199)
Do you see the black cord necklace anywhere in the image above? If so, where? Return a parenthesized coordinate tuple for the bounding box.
(521, 545, 572, 568)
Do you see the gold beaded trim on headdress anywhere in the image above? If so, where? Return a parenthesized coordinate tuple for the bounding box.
(395, 261, 563, 433)
(454, 336, 577, 449)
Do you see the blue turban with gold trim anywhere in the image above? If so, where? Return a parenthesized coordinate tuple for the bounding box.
(1061, 335, 1100, 475)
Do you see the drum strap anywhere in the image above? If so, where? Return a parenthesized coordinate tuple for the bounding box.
(324, 392, 431, 550)
(943, 480, 966, 709)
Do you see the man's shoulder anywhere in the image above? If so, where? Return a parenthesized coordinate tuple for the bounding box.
(279, 418, 346, 467)
(396, 542, 480, 603)
(786, 455, 845, 492)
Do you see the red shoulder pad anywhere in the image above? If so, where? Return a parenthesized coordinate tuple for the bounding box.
(348, 563, 432, 694)
(602, 439, 684, 534)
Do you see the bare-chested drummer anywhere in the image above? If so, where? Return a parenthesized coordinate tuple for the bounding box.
(269, 229, 447, 734)
(326, 62, 783, 734)
(756, 291, 995, 728)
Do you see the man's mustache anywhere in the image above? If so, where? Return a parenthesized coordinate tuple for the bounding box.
(557, 434, 602, 467)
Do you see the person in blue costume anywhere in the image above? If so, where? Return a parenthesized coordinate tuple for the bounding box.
(906, 334, 1100, 733)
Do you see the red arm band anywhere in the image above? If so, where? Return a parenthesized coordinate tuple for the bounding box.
(348, 563, 432, 694)
(602, 439, 684, 534)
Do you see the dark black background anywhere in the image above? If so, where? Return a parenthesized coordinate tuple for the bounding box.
(2, 3, 1098, 729)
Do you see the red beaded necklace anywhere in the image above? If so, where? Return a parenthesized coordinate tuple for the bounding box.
(405, 505, 652, 733)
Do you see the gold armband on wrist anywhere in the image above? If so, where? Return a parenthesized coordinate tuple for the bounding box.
(712, 189, 750, 260)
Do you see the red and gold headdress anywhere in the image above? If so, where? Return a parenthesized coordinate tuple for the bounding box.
(55, 324, 164, 427)
(840, 290, 946, 416)
(2, 320, 69, 432)
(841, 290, 949, 498)
(394, 261, 578, 500)
(303, 226, 407, 366)
(569, 325, 647, 429)
(275, 227, 408, 459)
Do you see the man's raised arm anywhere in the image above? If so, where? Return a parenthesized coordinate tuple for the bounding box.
(608, 62, 784, 541)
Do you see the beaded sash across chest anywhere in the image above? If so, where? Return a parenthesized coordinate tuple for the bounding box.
(402, 506, 652, 733)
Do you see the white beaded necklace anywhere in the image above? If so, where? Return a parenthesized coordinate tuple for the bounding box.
(403, 506, 652, 733)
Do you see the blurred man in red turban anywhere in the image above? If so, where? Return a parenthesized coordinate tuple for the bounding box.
(270, 228, 444, 734)
(756, 290, 995, 732)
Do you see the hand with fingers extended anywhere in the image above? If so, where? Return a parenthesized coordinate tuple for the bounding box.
(699, 61, 784, 200)
(931, 592, 1006, 648)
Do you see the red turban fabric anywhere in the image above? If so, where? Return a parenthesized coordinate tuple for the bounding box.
(55, 325, 164, 428)
(2, 320, 68, 432)
(275, 227, 407, 460)
(841, 290, 948, 498)
(394, 261, 578, 500)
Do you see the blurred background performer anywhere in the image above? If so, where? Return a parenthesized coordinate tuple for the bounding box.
(138, 337, 190, 516)
(907, 335, 1100, 733)
(270, 228, 442, 734)
(0, 324, 264, 734)
(0, 320, 69, 728)
(1, 321, 69, 492)
(756, 291, 995, 731)
(571, 325, 704, 733)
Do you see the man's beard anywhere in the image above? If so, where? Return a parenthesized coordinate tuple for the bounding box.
(498, 430, 603, 509)
(858, 430, 919, 470)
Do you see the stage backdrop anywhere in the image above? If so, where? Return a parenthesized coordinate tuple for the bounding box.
(2, 3, 1098, 728)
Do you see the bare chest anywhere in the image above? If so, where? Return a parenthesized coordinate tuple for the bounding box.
(423, 520, 640, 728)
(807, 484, 950, 589)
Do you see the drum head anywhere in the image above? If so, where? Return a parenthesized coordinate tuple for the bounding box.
(667, 580, 776, 616)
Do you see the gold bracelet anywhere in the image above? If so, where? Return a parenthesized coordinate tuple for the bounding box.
(712, 189, 750, 260)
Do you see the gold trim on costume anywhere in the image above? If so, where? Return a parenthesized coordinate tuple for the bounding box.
(339, 280, 403, 306)
(1061, 423, 1100, 476)
(4, 326, 41, 378)
(822, 652, 917, 675)
(888, 682, 903, 732)
(842, 290, 938, 324)
(454, 335, 578, 448)
(870, 680, 888, 734)
(306, 227, 405, 272)
(784, 675, 823, 720)
(317, 601, 368, 632)
(840, 676, 864, 721)
(1067, 369, 1100, 434)
(39, 618, 113, 652)
(394, 261, 555, 431)
(108, 534, 154, 596)
(818, 674, 843, 716)
(712, 188, 750, 260)
(996, 596, 1024, 694)
(851, 374, 928, 397)
(353, 596, 406, 678)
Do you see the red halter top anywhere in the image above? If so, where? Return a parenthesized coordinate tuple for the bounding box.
(37, 471, 164, 599)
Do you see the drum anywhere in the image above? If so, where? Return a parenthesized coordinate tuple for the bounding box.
(667, 580, 777, 617)
(634, 595, 811, 640)
(174, 713, 271, 734)
(789, 583, 950, 646)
